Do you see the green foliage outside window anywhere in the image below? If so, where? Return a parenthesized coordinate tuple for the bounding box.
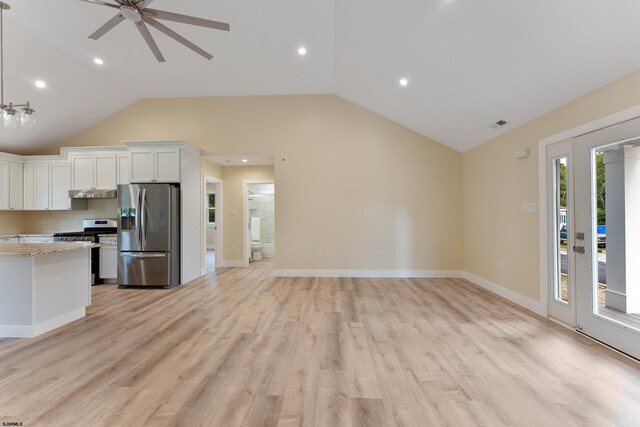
(207, 193, 216, 224)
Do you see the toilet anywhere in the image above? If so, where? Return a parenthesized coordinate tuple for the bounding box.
(250, 217, 263, 261)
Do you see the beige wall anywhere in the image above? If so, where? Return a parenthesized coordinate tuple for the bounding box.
(59, 95, 463, 271)
(463, 69, 640, 302)
(221, 166, 274, 262)
(0, 211, 27, 235)
(25, 200, 118, 233)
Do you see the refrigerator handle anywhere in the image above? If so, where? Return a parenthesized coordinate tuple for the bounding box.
(141, 187, 147, 248)
(137, 188, 143, 247)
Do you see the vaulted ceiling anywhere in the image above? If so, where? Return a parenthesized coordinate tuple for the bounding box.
(1, 0, 640, 154)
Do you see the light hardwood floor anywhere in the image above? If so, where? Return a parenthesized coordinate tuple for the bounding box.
(1, 259, 639, 426)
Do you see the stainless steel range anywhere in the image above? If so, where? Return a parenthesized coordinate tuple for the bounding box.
(54, 218, 117, 284)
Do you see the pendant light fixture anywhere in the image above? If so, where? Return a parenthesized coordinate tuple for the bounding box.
(0, 2, 35, 128)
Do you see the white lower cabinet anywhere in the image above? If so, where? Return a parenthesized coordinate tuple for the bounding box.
(99, 245, 117, 279)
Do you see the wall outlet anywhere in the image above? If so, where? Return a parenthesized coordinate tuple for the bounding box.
(375, 250, 384, 259)
(316, 249, 323, 257)
(521, 203, 536, 213)
(419, 250, 428, 258)
(232, 244, 237, 253)
(499, 261, 508, 272)
(230, 210, 237, 216)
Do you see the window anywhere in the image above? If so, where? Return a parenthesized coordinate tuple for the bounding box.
(207, 193, 216, 224)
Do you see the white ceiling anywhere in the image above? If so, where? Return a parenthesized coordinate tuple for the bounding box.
(2, 0, 640, 154)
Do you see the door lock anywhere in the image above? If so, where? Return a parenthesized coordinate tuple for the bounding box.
(573, 246, 585, 254)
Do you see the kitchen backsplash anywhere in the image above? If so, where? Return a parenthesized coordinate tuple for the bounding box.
(25, 199, 118, 233)
(0, 211, 28, 234)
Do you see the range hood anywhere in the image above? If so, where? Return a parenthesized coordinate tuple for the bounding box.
(68, 189, 118, 199)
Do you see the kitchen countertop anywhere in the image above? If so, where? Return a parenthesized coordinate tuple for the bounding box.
(0, 242, 99, 257)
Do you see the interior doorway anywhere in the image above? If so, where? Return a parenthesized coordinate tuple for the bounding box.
(203, 176, 222, 273)
(243, 179, 275, 266)
(545, 116, 640, 359)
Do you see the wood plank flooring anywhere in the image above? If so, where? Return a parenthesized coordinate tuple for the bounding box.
(1, 259, 639, 426)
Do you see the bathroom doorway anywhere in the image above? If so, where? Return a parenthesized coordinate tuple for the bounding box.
(243, 180, 275, 264)
(203, 176, 222, 273)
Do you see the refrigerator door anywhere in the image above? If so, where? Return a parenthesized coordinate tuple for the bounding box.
(138, 184, 174, 252)
(118, 184, 175, 252)
(118, 184, 142, 252)
(118, 252, 173, 287)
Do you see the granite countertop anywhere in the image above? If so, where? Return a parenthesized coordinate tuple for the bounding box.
(0, 242, 100, 257)
(98, 233, 118, 237)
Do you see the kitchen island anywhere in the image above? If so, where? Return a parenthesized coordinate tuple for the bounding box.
(0, 243, 94, 338)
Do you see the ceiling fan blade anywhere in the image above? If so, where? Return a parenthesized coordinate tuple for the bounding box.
(135, 21, 165, 62)
(133, 0, 154, 9)
(144, 18, 213, 60)
(78, 0, 120, 9)
(143, 9, 230, 31)
(89, 13, 126, 40)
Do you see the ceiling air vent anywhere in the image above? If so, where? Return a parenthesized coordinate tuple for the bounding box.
(490, 120, 508, 129)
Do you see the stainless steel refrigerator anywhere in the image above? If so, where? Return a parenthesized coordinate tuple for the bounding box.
(117, 183, 180, 288)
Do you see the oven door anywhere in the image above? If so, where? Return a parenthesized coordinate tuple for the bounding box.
(118, 252, 171, 287)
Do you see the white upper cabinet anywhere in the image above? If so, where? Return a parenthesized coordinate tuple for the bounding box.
(117, 153, 131, 185)
(0, 160, 8, 210)
(23, 164, 35, 210)
(24, 162, 51, 211)
(50, 163, 72, 210)
(70, 153, 117, 190)
(130, 147, 180, 183)
(34, 163, 50, 210)
(9, 162, 24, 210)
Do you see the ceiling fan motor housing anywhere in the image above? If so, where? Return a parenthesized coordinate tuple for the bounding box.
(120, 5, 142, 22)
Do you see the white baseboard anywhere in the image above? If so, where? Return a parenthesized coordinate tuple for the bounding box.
(462, 272, 547, 316)
(0, 307, 86, 338)
(272, 269, 464, 278)
(221, 260, 247, 268)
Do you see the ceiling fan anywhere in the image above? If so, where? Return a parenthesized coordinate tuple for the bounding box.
(79, 0, 230, 62)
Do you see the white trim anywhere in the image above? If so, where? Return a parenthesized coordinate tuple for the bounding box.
(124, 140, 203, 156)
(0, 308, 86, 338)
(221, 260, 246, 268)
(538, 104, 640, 321)
(539, 105, 640, 146)
(273, 269, 464, 278)
(462, 272, 547, 316)
(203, 175, 223, 271)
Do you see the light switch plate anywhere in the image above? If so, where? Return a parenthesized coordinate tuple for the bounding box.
(522, 203, 536, 213)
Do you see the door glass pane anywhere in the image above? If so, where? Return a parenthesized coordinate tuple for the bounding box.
(592, 144, 640, 331)
(553, 156, 569, 303)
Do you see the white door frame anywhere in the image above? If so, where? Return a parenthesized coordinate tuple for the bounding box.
(538, 104, 640, 320)
(545, 139, 577, 326)
(242, 178, 274, 267)
(203, 175, 223, 273)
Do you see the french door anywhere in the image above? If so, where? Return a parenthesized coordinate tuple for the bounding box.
(548, 117, 640, 359)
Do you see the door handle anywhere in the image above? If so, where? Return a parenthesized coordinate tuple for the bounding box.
(573, 246, 586, 254)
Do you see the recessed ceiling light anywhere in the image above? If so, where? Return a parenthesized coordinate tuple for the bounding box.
(242, 159, 248, 163)
(94, 58, 104, 65)
(399, 78, 408, 87)
(298, 47, 307, 56)
(35, 80, 46, 89)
